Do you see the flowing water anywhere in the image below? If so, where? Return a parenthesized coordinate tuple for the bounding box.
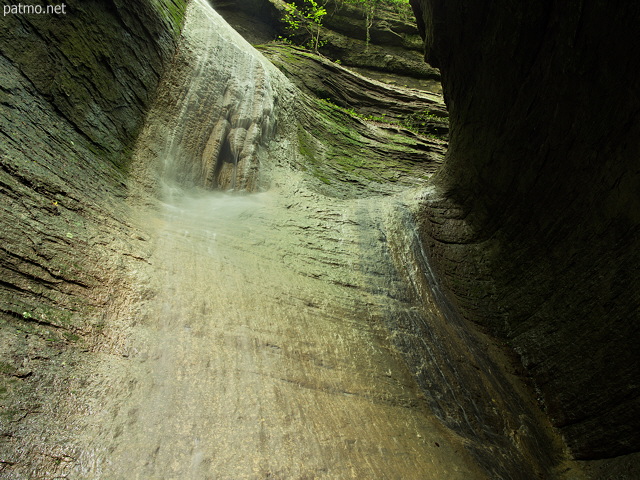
(64, 1, 575, 478)
(79, 185, 488, 479)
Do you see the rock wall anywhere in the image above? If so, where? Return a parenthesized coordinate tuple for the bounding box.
(211, 0, 440, 91)
(259, 44, 448, 137)
(410, 0, 640, 460)
(0, 0, 187, 334)
(0, 0, 186, 474)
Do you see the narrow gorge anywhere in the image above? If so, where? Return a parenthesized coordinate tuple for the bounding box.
(1, 0, 638, 479)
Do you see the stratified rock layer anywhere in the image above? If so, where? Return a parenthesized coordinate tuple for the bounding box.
(410, 0, 640, 459)
(259, 44, 448, 137)
(0, 0, 186, 475)
(212, 0, 440, 91)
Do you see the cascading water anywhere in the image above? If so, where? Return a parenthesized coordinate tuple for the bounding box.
(144, 0, 280, 193)
(64, 1, 578, 479)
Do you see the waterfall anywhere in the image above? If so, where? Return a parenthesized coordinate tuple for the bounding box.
(144, 0, 282, 192)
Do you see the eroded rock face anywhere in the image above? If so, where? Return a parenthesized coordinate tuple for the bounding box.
(258, 44, 448, 138)
(0, 0, 616, 476)
(38, 3, 581, 476)
(0, 0, 186, 474)
(410, 0, 640, 459)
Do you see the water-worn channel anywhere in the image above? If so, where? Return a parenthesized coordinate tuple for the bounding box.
(55, 1, 579, 478)
(78, 186, 485, 478)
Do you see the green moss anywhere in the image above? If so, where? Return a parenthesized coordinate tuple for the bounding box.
(285, 73, 441, 193)
(3, 296, 83, 338)
(400, 110, 449, 138)
(297, 125, 317, 163)
(297, 123, 333, 184)
(150, 0, 189, 39)
(38, 306, 73, 327)
(63, 332, 81, 343)
(0, 362, 16, 375)
(0, 408, 22, 421)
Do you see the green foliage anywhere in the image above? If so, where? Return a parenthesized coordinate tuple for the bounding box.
(283, 1, 328, 53)
(281, 0, 411, 52)
(343, 0, 410, 6)
(400, 110, 449, 137)
(276, 35, 295, 46)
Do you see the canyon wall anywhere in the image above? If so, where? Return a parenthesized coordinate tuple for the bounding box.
(212, 0, 440, 91)
(0, 0, 186, 473)
(3, 0, 638, 474)
(410, 0, 640, 459)
(0, 0, 186, 318)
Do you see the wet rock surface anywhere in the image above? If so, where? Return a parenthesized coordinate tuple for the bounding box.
(411, 0, 640, 464)
(0, 0, 609, 478)
(46, 1, 584, 478)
